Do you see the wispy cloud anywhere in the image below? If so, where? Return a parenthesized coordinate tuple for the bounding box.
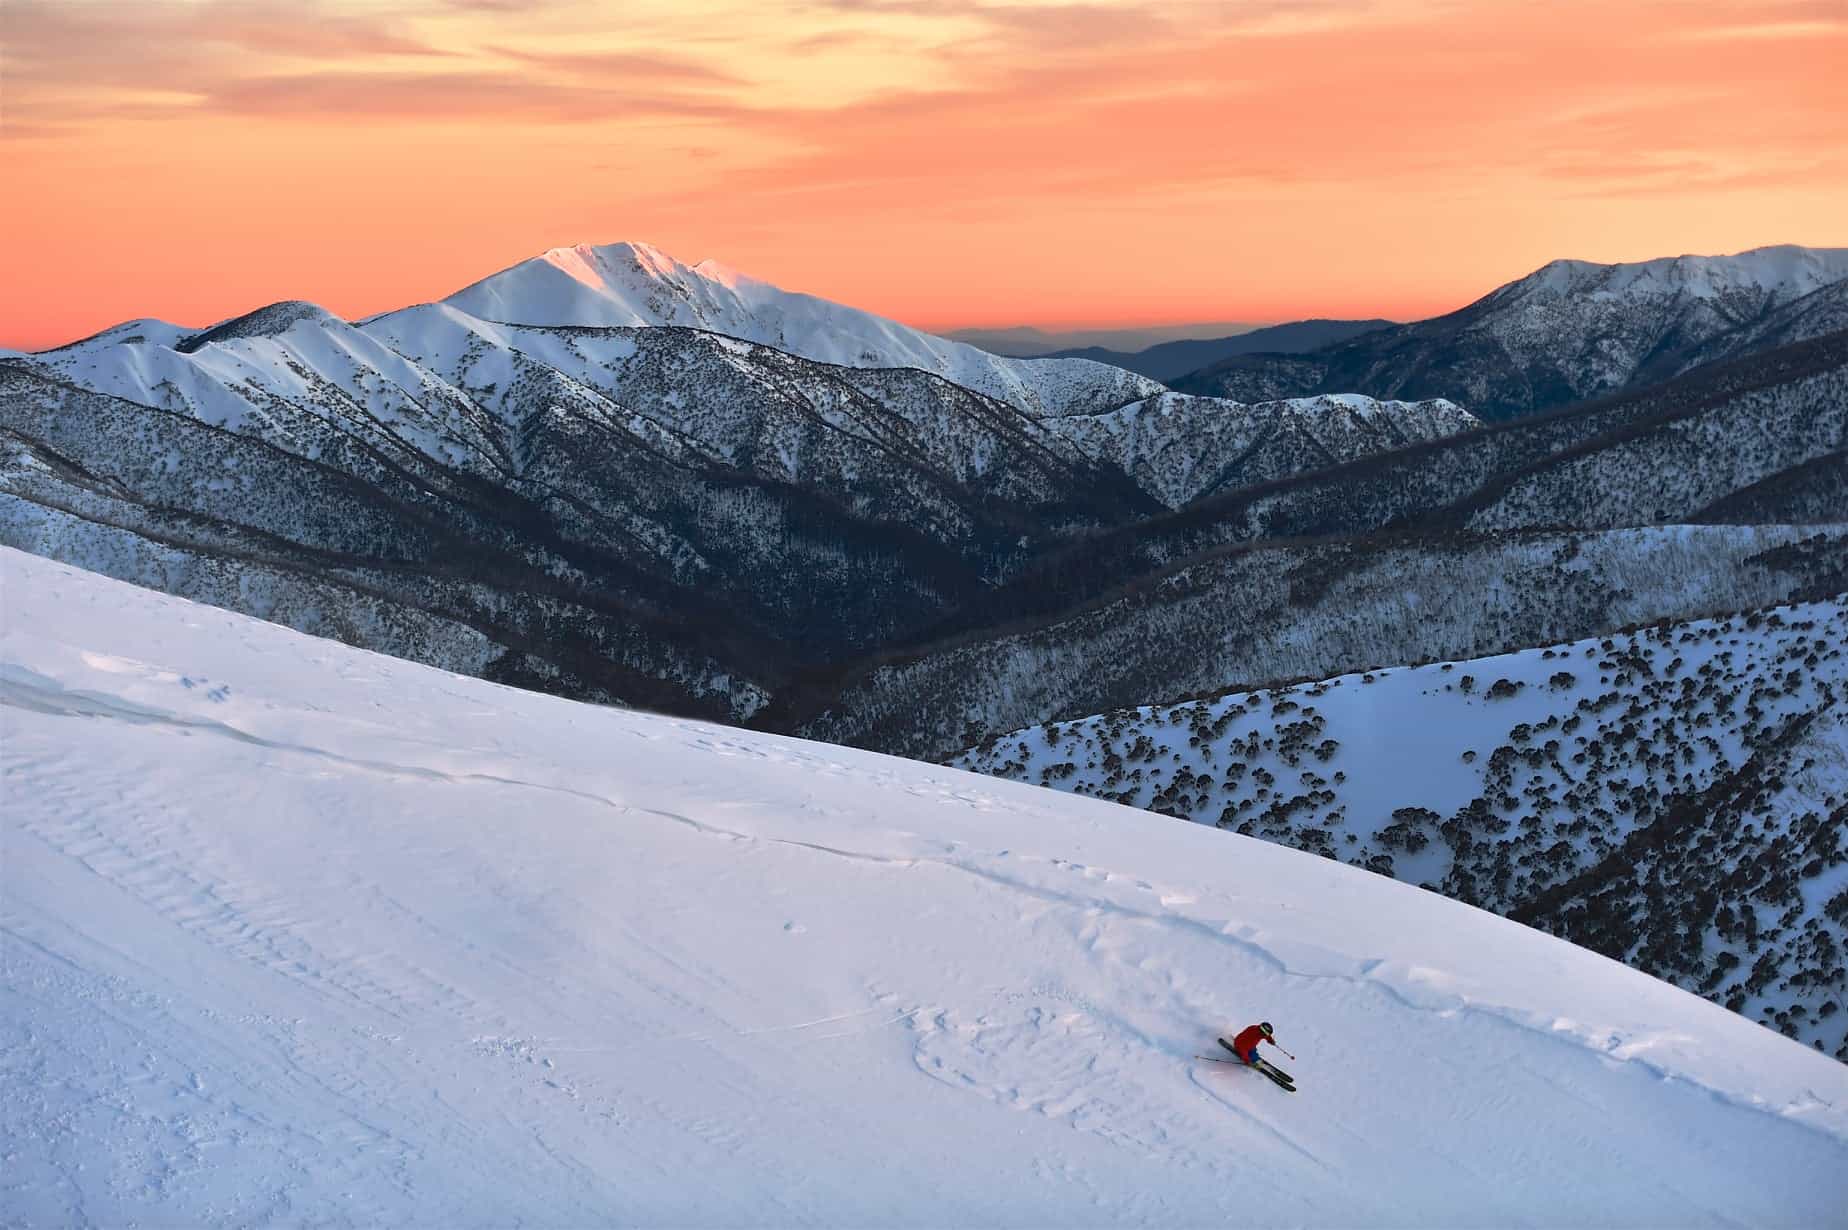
(10, 0, 452, 79)
(485, 45, 745, 86)
(1677, 20, 1847, 41)
(204, 71, 750, 121)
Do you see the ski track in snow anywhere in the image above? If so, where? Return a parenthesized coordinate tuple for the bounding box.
(5, 549, 1848, 1226)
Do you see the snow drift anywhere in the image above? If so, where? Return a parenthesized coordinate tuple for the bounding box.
(4, 548, 1846, 1226)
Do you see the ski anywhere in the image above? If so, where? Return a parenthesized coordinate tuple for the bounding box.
(1217, 1037, 1294, 1084)
(1254, 1057, 1294, 1084)
(1255, 1062, 1297, 1092)
(1197, 1052, 1298, 1091)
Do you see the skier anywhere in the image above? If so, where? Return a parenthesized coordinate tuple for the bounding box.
(1222, 1021, 1288, 1068)
(1205, 1021, 1298, 1089)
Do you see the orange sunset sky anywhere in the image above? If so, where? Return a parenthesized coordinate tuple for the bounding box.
(4, 0, 1846, 350)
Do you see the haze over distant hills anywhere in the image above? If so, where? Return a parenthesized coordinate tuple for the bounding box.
(942, 321, 1258, 357)
(1039, 319, 1398, 381)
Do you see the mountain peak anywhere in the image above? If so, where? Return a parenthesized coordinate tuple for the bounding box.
(176, 300, 341, 354)
(690, 255, 752, 290)
(504, 241, 695, 302)
(428, 240, 1163, 416)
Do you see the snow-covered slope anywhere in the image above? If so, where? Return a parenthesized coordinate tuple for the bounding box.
(431, 241, 1162, 417)
(956, 598, 1848, 1058)
(1469, 246, 1848, 394)
(1505, 245, 1848, 306)
(1042, 391, 1478, 507)
(1679, 278, 1848, 374)
(5, 549, 1848, 1225)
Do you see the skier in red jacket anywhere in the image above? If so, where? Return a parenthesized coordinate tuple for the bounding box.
(1225, 1021, 1280, 1066)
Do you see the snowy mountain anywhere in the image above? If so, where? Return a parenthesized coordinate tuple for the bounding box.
(1172, 245, 1848, 420)
(956, 599, 1848, 1059)
(990, 327, 1848, 630)
(1, 296, 1167, 714)
(3, 243, 1841, 743)
(4, 274, 1842, 754)
(0, 255, 1488, 709)
(6, 546, 1847, 1225)
(433, 241, 1164, 418)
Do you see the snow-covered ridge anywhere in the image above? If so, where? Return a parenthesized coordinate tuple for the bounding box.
(1043, 391, 1479, 507)
(1506, 245, 1848, 304)
(1171, 243, 1848, 421)
(8, 274, 1470, 521)
(5, 547, 1847, 1224)
(1466, 244, 1848, 393)
(429, 240, 1163, 418)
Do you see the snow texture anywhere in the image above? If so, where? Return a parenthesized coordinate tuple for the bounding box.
(5, 547, 1848, 1226)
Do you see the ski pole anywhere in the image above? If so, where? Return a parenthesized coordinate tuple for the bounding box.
(1277, 1045, 1296, 1061)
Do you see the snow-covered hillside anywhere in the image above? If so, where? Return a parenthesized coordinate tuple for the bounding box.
(808, 523, 1848, 761)
(1042, 391, 1478, 508)
(5, 549, 1848, 1225)
(956, 599, 1848, 1058)
(1470, 246, 1848, 396)
(1172, 244, 1848, 420)
(1679, 279, 1848, 374)
(430, 241, 1162, 417)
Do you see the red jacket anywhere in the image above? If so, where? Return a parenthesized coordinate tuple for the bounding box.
(1231, 1024, 1272, 1059)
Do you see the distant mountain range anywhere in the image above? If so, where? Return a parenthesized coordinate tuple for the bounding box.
(1169, 245, 1848, 420)
(6, 239, 1841, 722)
(942, 321, 1259, 357)
(0, 243, 1471, 718)
(1036, 319, 1398, 381)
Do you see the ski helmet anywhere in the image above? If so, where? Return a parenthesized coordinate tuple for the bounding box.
(1260, 1021, 1273, 1037)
